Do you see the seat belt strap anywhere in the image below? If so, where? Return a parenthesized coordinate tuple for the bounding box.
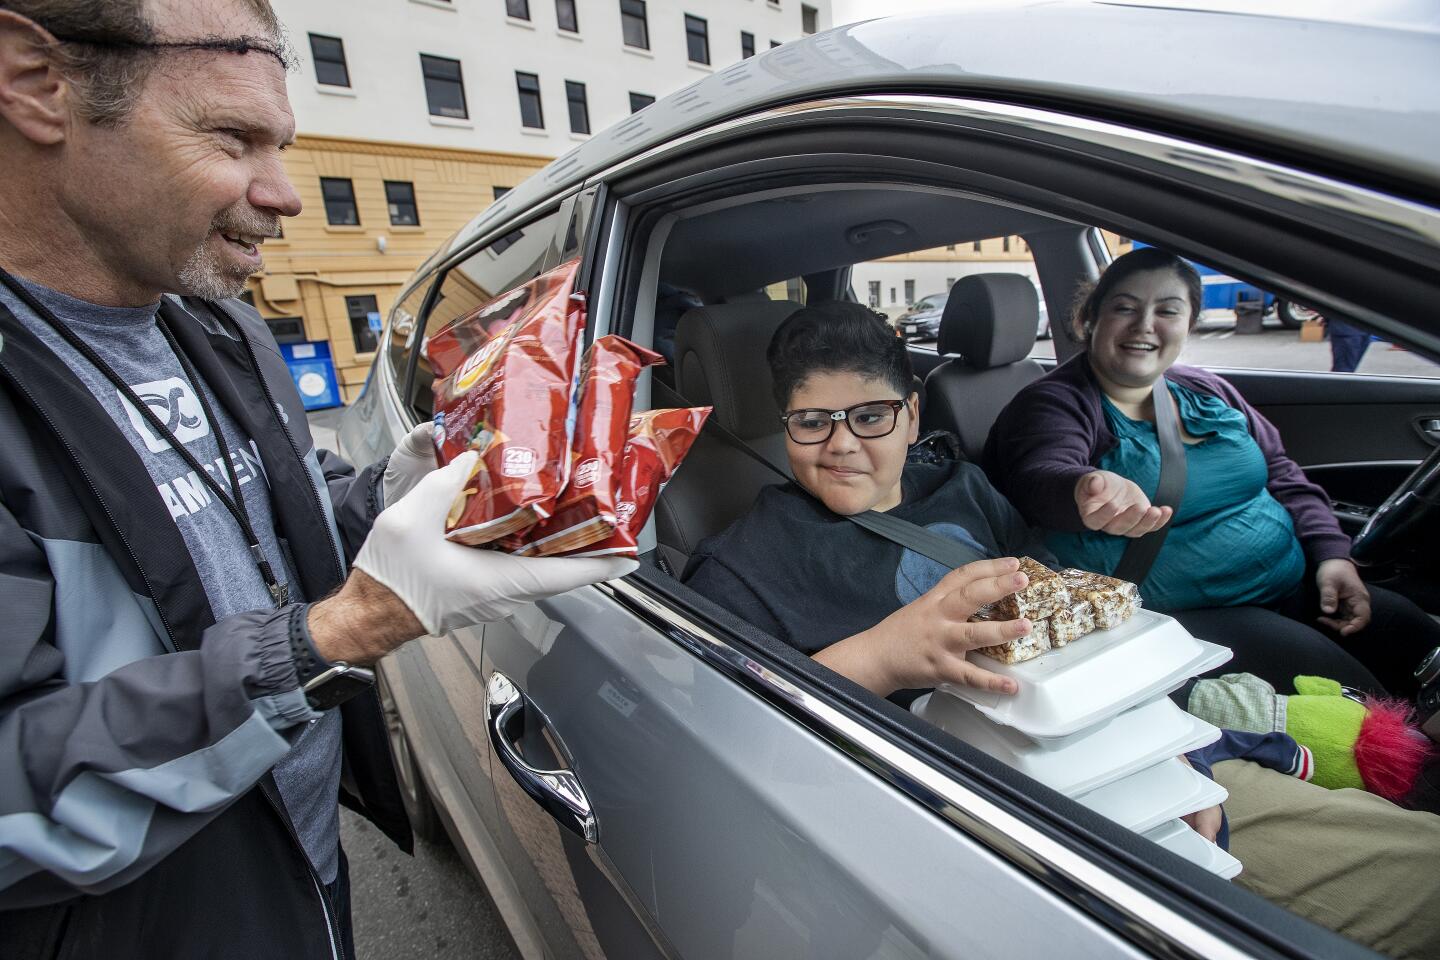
(845, 509, 989, 569)
(1112, 379, 1187, 585)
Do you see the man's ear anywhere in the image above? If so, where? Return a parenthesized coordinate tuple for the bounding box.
(905, 392, 921, 443)
(0, 11, 72, 146)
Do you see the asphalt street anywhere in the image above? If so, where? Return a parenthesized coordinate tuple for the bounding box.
(341, 809, 520, 960)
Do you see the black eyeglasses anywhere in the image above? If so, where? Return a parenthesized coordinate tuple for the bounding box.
(779, 400, 907, 445)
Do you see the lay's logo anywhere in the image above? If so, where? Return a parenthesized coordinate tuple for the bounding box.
(456, 336, 506, 393)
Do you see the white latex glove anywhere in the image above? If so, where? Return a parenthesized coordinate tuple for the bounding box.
(355, 451, 638, 635)
(382, 422, 439, 507)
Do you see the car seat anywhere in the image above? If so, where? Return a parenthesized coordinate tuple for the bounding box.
(922, 274, 1045, 461)
(652, 300, 802, 574)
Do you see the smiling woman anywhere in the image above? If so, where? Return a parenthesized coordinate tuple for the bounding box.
(984, 248, 1440, 700)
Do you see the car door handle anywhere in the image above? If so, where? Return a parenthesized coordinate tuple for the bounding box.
(486, 672, 598, 844)
(1421, 419, 1440, 444)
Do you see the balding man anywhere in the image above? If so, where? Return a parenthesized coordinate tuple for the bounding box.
(0, 2, 631, 956)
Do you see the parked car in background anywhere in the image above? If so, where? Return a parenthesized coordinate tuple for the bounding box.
(339, 5, 1439, 958)
(1133, 241, 1318, 328)
(896, 291, 948, 340)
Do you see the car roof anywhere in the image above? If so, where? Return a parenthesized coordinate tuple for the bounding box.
(443, 1, 1439, 261)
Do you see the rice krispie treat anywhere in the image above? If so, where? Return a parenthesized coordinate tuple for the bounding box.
(992, 557, 1070, 621)
(1047, 599, 1096, 647)
(1060, 569, 1139, 630)
(975, 617, 1053, 665)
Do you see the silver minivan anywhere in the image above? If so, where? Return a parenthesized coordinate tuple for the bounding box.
(339, 6, 1440, 957)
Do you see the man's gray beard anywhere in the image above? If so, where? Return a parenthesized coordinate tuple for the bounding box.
(176, 239, 257, 301)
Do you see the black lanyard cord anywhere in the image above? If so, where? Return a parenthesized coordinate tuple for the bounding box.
(0, 267, 289, 605)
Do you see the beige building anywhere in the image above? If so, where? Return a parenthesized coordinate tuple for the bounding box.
(253, 0, 831, 402)
(246, 136, 547, 401)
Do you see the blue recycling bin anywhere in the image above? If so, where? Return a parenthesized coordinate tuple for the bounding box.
(279, 340, 341, 411)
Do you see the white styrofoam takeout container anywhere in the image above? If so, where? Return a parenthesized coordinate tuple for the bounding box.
(942, 609, 1233, 739)
(1144, 818, 1244, 880)
(910, 693, 1222, 797)
(1076, 756, 1229, 834)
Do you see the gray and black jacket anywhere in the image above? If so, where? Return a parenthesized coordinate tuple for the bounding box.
(0, 294, 409, 959)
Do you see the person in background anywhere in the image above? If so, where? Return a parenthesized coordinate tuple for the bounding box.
(983, 247, 1439, 698)
(1327, 315, 1373, 373)
(0, 3, 630, 956)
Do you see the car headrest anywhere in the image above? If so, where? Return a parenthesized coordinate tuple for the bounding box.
(674, 300, 803, 441)
(936, 274, 1039, 368)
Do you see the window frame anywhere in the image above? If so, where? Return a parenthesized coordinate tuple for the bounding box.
(740, 31, 755, 59)
(629, 91, 655, 113)
(555, 0, 579, 32)
(565, 80, 590, 135)
(506, 0, 531, 20)
(516, 71, 545, 129)
(384, 180, 420, 226)
(420, 53, 468, 119)
(319, 176, 359, 226)
(620, 0, 649, 49)
(308, 33, 350, 87)
(345, 293, 382, 354)
(684, 13, 710, 65)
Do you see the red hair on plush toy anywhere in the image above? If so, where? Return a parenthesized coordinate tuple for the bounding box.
(1356, 696, 1435, 801)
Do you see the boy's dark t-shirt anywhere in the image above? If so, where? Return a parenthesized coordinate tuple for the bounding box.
(682, 460, 1054, 655)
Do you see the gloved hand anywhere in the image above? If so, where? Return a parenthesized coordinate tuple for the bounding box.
(355, 451, 638, 635)
(382, 422, 439, 507)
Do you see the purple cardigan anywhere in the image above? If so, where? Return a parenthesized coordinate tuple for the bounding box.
(981, 355, 1352, 566)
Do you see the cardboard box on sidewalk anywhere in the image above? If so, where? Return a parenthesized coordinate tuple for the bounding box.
(1299, 319, 1325, 342)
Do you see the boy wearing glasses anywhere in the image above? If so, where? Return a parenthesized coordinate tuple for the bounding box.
(683, 300, 1044, 700)
(681, 301, 1440, 957)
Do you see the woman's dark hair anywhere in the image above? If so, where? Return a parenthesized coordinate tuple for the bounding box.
(1072, 246, 1204, 340)
(767, 300, 915, 410)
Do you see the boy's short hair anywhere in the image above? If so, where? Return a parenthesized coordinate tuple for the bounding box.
(767, 301, 915, 410)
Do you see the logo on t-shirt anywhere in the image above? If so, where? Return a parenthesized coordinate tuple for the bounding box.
(119, 377, 210, 453)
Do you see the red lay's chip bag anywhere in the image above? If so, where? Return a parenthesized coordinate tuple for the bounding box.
(433, 260, 585, 545)
(506, 335, 664, 557)
(571, 406, 710, 558)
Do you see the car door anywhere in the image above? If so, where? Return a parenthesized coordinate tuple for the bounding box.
(473, 187, 1272, 960)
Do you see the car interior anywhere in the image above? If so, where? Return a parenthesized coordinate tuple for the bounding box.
(370, 144, 1440, 956)
(585, 172, 1440, 943)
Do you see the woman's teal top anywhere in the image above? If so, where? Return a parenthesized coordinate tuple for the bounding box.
(1046, 380, 1306, 611)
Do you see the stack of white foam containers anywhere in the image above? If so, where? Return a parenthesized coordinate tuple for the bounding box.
(912, 609, 1242, 878)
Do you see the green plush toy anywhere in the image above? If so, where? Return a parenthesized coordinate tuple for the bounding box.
(1188, 673, 1430, 800)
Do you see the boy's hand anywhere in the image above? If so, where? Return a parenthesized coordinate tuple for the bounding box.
(815, 557, 1030, 697)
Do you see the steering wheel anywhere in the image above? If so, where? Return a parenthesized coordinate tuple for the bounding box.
(1351, 443, 1440, 565)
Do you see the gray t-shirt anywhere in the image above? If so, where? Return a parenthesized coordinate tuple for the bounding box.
(2, 279, 343, 884)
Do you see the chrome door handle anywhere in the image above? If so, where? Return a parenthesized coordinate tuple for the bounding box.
(486, 672, 598, 844)
(1422, 419, 1440, 443)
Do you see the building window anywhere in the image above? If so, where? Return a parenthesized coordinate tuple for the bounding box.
(904, 279, 915, 305)
(320, 177, 358, 225)
(1003, 236, 1012, 252)
(507, 0, 530, 19)
(420, 54, 467, 119)
(493, 185, 512, 200)
(770, 39, 781, 48)
(565, 81, 590, 135)
(308, 33, 349, 87)
(801, 3, 817, 33)
(629, 91, 655, 113)
(555, 0, 578, 31)
(946, 277, 956, 290)
(867, 281, 880, 308)
(347, 294, 381, 354)
(620, 0, 648, 49)
(516, 71, 544, 128)
(973, 240, 983, 252)
(384, 181, 419, 226)
(889, 286, 896, 305)
(684, 14, 709, 64)
(740, 31, 755, 58)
